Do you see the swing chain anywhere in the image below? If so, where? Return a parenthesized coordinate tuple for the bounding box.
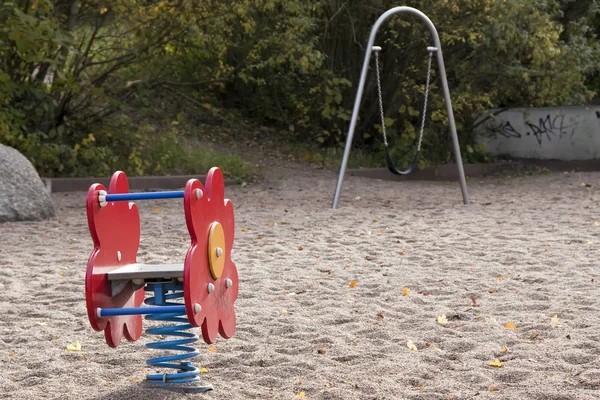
(373, 46, 436, 152)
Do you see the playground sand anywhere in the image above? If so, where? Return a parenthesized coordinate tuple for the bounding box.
(2, 164, 600, 400)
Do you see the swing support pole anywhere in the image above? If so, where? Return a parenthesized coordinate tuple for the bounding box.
(331, 6, 470, 209)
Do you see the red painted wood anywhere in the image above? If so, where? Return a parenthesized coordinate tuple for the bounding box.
(184, 167, 238, 343)
(85, 171, 144, 347)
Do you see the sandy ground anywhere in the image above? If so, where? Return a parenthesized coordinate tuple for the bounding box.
(2, 162, 600, 400)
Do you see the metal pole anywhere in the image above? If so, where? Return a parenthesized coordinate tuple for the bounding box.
(332, 6, 470, 208)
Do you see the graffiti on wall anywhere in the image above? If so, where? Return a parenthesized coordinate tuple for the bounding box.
(486, 113, 581, 146)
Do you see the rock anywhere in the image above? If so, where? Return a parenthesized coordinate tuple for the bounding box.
(0, 144, 55, 222)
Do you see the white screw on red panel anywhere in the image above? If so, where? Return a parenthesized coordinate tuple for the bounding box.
(98, 190, 108, 207)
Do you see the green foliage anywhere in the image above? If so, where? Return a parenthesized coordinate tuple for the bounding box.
(0, 0, 599, 177)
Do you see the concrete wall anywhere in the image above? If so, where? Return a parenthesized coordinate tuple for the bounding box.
(474, 106, 600, 160)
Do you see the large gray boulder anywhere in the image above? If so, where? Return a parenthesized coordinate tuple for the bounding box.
(0, 144, 55, 222)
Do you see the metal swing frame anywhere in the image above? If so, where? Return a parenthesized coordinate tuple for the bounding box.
(331, 6, 470, 209)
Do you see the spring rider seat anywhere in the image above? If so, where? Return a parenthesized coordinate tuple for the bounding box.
(84, 167, 238, 392)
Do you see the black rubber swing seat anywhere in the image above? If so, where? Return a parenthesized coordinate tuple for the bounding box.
(384, 146, 420, 175)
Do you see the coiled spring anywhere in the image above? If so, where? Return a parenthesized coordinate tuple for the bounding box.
(144, 282, 212, 393)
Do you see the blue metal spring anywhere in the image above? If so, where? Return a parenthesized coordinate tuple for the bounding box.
(144, 283, 212, 393)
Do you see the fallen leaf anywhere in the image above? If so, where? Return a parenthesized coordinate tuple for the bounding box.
(241, 227, 249, 232)
(327, 269, 332, 275)
(365, 256, 374, 261)
(281, 308, 288, 314)
(418, 386, 424, 390)
(504, 322, 516, 329)
(83, 354, 88, 361)
(407, 341, 417, 351)
(153, 208, 160, 213)
(551, 315, 558, 329)
(376, 313, 384, 319)
(296, 392, 306, 399)
(298, 246, 303, 251)
(496, 276, 505, 281)
(344, 264, 350, 269)
(436, 314, 448, 325)
(398, 249, 406, 255)
(500, 346, 508, 353)
(8, 353, 14, 357)
(297, 379, 303, 384)
(488, 288, 495, 294)
(422, 292, 430, 296)
(208, 345, 216, 353)
(402, 287, 411, 296)
(200, 367, 208, 373)
(372, 219, 378, 223)
(489, 359, 503, 368)
(529, 332, 538, 339)
(489, 385, 499, 392)
(317, 349, 327, 355)
(67, 340, 82, 352)
(268, 220, 274, 227)
(257, 235, 264, 239)
(327, 381, 333, 387)
(349, 280, 357, 288)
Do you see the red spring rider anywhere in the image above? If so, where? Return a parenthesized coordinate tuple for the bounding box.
(85, 167, 239, 393)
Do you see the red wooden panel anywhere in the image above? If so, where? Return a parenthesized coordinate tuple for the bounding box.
(184, 167, 238, 343)
(85, 171, 144, 347)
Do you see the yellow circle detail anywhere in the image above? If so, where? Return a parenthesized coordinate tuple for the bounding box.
(208, 222, 226, 279)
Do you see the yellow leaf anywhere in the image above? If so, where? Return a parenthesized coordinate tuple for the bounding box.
(402, 287, 411, 296)
(551, 315, 558, 329)
(153, 208, 160, 213)
(99, 7, 108, 14)
(496, 276, 505, 281)
(488, 288, 495, 294)
(500, 346, 508, 353)
(281, 308, 288, 314)
(200, 367, 208, 373)
(8, 353, 14, 357)
(489, 385, 499, 391)
(208, 345, 216, 353)
(504, 322, 516, 329)
(67, 340, 81, 352)
(436, 314, 448, 325)
(257, 235, 264, 239)
(489, 359, 503, 367)
(241, 227, 249, 232)
(296, 392, 306, 398)
(268, 220, 274, 227)
(407, 341, 417, 351)
(349, 280, 357, 288)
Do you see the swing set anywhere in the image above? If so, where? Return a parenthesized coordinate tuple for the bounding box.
(331, 6, 470, 208)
